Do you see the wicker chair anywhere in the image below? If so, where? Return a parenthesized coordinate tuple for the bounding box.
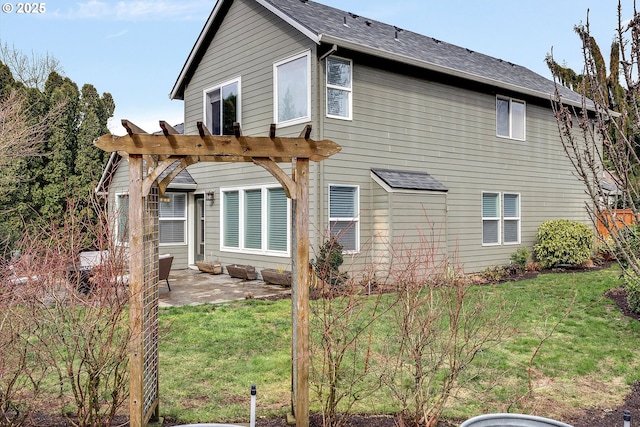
(158, 254, 173, 291)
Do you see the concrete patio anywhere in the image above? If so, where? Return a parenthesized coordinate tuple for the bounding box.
(158, 268, 292, 307)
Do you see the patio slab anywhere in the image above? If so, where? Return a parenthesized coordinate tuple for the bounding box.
(158, 268, 291, 307)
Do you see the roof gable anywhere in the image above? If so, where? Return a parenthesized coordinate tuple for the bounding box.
(171, 0, 583, 106)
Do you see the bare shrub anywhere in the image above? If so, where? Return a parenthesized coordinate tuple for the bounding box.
(0, 275, 50, 427)
(309, 235, 393, 427)
(379, 230, 514, 427)
(1, 195, 130, 427)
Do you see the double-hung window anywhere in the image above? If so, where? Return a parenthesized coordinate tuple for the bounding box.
(204, 78, 240, 135)
(274, 51, 311, 127)
(496, 96, 525, 140)
(329, 185, 359, 253)
(326, 56, 352, 120)
(221, 186, 289, 255)
(159, 193, 187, 245)
(482, 192, 521, 245)
(502, 193, 520, 244)
(116, 193, 129, 245)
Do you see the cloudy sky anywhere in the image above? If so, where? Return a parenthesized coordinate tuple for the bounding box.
(0, 0, 622, 135)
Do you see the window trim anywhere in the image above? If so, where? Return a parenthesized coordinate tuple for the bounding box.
(326, 55, 353, 120)
(203, 77, 241, 135)
(328, 184, 360, 254)
(115, 192, 129, 246)
(496, 96, 526, 141)
(220, 184, 291, 257)
(273, 50, 311, 128)
(159, 192, 187, 246)
(481, 192, 501, 246)
(481, 191, 522, 246)
(503, 192, 521, 245)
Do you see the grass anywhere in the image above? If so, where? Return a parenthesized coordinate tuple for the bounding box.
(158, 264, 640, 423)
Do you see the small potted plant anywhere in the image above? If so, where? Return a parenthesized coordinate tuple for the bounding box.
(261, 265, 292, 287)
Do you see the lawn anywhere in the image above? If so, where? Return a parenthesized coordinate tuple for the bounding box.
(157, 264, 640, 424)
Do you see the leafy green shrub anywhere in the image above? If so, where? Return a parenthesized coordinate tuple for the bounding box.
(313, 238, 346, 286)
(533, 219, 594, 269)
(623, 272, 640, 314)
(510, 247, 530, 271)
(611, 224, 640, 270)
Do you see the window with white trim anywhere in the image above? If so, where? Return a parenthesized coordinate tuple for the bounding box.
(326, 56, 352, 120)
(496, 96, 525, 140)
(329, 185, 359, 252)
(482, 192, 500, 245)
(221, 186, 290, 254)
(116, 193, 129, 245)
(159, 193, 187, 245)
(503, 193, 521, 244)
(482, 192, 521, 245)
(274, 51, 311, 126)
(204, 78, 240, 135)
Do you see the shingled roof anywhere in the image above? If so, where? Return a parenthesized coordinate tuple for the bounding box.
(372, 168, 448, 192)
(171, 0, 584, 107)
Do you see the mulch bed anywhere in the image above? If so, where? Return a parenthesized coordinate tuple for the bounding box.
(24, 265, 640, 427)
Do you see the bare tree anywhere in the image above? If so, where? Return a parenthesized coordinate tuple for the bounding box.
(0, 43, 62, 90)
(551, 1, 640, 310)
(0, 90, 61, 195)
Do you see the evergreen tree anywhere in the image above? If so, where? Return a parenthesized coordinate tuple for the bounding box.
(0, 55, 114, 246)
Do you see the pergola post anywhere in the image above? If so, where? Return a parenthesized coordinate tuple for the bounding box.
(291, 158, 310, 427)
(128, 154, 145, 427)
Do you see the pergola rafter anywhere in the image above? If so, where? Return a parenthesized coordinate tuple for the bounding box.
(94, 120, 340, 427)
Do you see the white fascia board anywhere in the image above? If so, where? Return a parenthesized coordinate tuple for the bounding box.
(170, 0, 227, 101)
(255, 0, 320, 45)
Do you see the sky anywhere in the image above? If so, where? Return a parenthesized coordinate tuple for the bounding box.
(0, 0, 624, 136)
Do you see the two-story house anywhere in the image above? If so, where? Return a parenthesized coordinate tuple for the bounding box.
(104, 0, 591, 274)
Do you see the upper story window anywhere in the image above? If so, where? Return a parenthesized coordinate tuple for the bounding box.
(496, 96, 525, 140)
(204, 78, 240, 135)
(274, 51, 311, 127)
(326, 56, 352, 120)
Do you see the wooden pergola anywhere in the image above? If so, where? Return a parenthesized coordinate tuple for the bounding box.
(94, 120, 341, 427)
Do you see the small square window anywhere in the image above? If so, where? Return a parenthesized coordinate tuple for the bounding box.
(496, 96, 525, 140)
(204, 78, 240, 135)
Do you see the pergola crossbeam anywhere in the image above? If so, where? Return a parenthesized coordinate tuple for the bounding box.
(197, 121, 211, 137)
(160, 121, 180, 136)
(95, 134, 339, 162)
(122, 119, 148, 136)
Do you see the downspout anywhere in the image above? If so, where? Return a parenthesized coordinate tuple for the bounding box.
(316, 45, 337, 248)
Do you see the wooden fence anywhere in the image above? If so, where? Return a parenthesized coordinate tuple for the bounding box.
(597, 209, 638, 237)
